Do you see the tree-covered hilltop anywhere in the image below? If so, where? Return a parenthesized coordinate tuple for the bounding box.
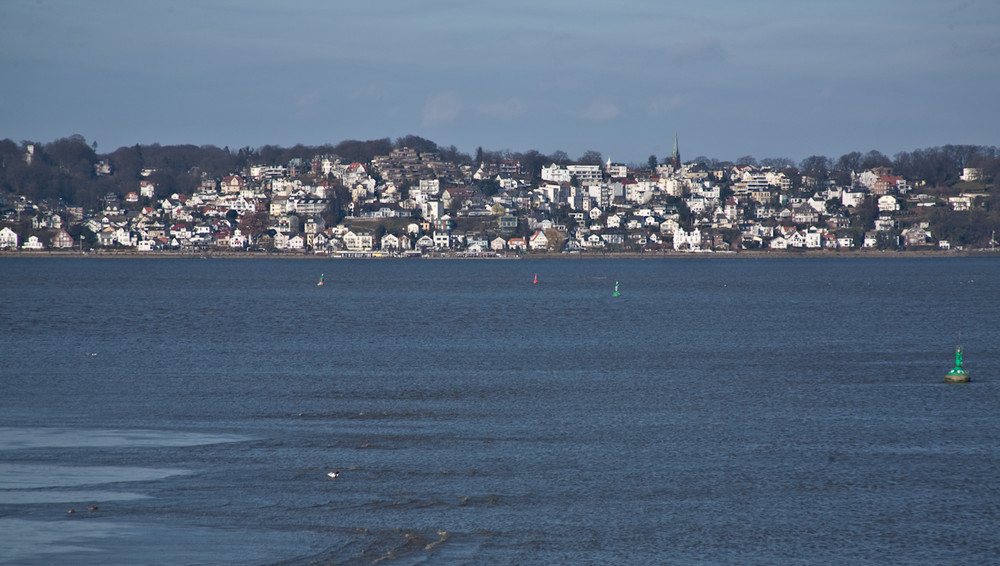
(0, 136, 389, 208)
(3, 135, 997, 207)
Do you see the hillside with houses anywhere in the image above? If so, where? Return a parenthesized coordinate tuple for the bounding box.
(1, 136, 998, 256)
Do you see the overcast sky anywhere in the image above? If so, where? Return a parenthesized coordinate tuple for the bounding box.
(2, 0, 998, 164)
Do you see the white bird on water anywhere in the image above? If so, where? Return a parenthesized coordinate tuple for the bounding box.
(327, 471, 339, 479)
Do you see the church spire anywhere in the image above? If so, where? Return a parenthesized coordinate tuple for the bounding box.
(671, 133, 680, 168)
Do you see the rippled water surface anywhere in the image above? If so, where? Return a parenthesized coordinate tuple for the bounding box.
(2, 256, 999, 564)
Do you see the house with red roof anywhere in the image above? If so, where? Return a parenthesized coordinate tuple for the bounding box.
(221, 175, 245, 194)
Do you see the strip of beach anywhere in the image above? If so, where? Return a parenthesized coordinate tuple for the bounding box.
(4, 249, 997, 259)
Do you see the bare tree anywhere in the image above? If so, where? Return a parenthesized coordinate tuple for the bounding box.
(577, 150, 603, 165)
(859, 150, 891, 170)
(835, 151, 862, 173)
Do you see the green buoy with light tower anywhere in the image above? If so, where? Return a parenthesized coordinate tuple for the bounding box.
(945, 336, 969, 383)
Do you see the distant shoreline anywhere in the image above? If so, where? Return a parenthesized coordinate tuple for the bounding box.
(3, 249, 998, 260)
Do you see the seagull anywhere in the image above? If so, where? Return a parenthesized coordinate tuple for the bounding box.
(327, 471, 339, 479)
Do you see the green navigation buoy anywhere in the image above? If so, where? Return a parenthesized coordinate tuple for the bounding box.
(945, 341, 969, 383)
(613, 281, 620, 297)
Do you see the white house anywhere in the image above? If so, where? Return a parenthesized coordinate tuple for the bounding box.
(566, 164, 602, 185)
(139, 180, 156, 199)
(115, 227, 136, 247)
(660, 218, 681, 235)
(877, 195, 899, 212)
(96, 228, 116, 247)
(273, 232, 290, 249)
(807, 196, 828, 213)
(804, 227, 824, 249)
(788, 230, 808, 248)
(22, 235, 45, 250)
(0, 226, 19, 249)
(948, 196, 972, 211)
(673, 227, 702, 251)
(381, 233, 401, 251)
(529, 230, 549, 250)
(137, 239, 158, 252)
(685, 196, 707, 215)
(769, 235, 789, 249)
(230, 230, 247, 249)
(842, 191, 866, 208)
(466, 234, 489, 250)
(874, 215, 897, 232)
(311, 231, 331, 251)
(421, 200, 445, 221)
(858, 170, 880, 189)
(606, 161, 628, 178)
(287, 234, 306, 250)
(384, 233, 410, 251)
(960, 168, 983, 182)
(540, 164, 571, 183)
(432, 231, 451, 248)
(343, 230, 374, 251)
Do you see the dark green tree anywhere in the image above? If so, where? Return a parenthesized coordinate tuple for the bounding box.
(476, 178, 501, 197)
(852, 196, 877, 231)
(394, 135, 437, 154)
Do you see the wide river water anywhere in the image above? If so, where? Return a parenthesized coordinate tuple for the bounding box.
(1, 256, 999, 564)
